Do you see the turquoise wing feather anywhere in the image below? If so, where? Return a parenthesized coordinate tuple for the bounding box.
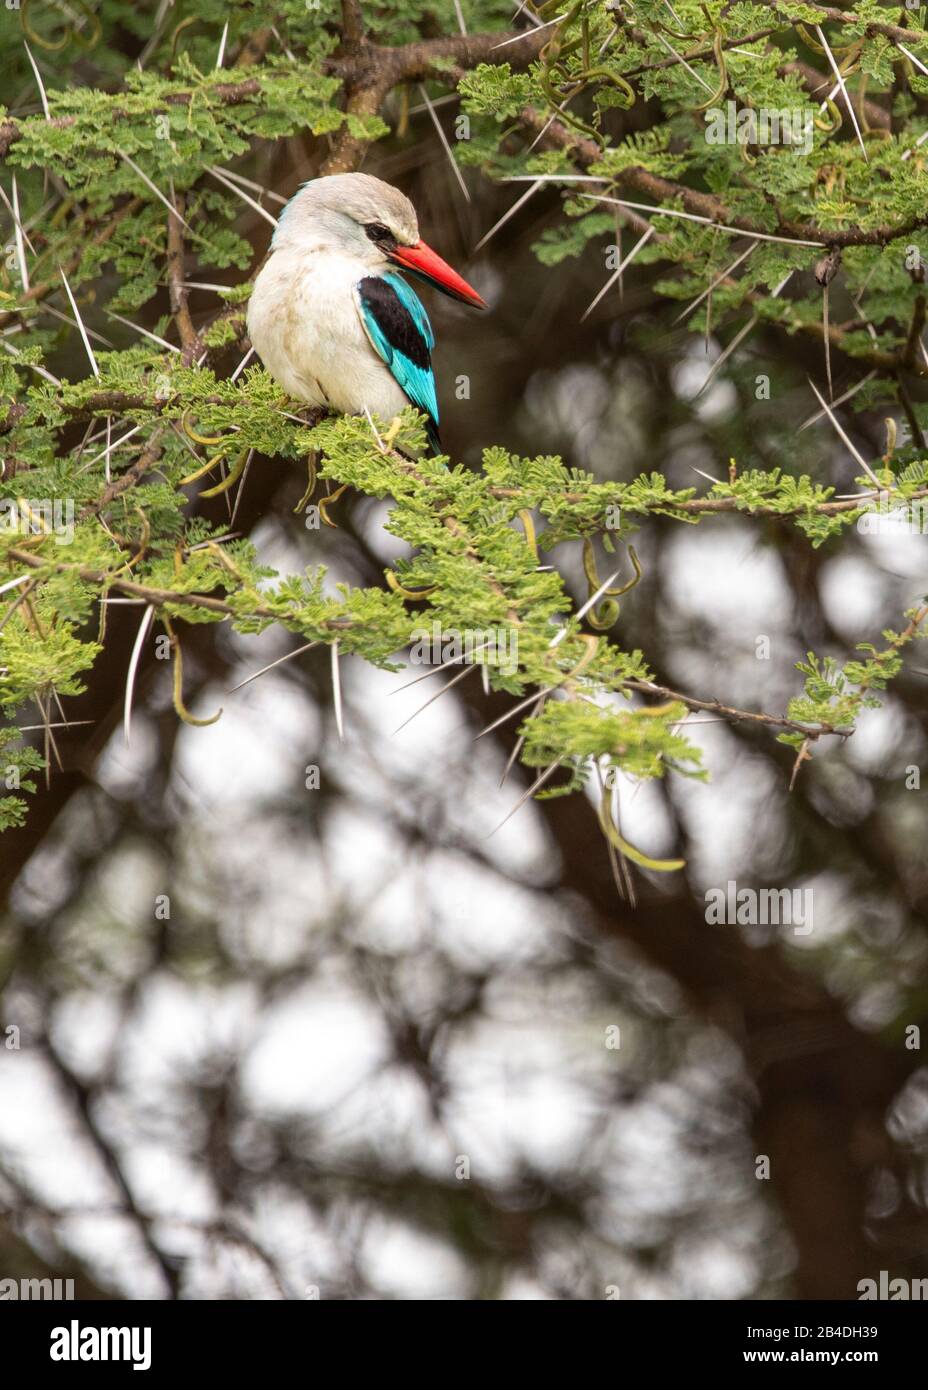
(354, 271, 440, 449)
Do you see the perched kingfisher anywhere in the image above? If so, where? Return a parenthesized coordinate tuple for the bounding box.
(246, 173, 486, 453)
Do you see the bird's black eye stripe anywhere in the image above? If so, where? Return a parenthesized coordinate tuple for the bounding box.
(365, 222, 397, 249)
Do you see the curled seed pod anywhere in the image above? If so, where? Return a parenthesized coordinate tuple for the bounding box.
(164, 618, 222, 728)
(385, 571, 436, 600)
(293, 453, 318, 514)
(199, 447, 249, 499)
(319, 483, 350, 527)
(179, 448, 231, 487)
(587, 597, 621, 630)
(517, 508, 538, 561)
(181, 409, 224, 446)
(598, 788, 685, 872)
(815, 98, 842, 134)
(883, 417, 897, 463)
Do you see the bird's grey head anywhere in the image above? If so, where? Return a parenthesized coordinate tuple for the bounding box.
(270, 173, 419, 265)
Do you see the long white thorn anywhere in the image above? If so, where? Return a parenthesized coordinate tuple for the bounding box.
(581, 225, 654, 322)
(0, 181, 37, 256)
(508, 179, 824, 247)
(270, 24, 297, 62)
(208, 166, 278, 227)
(816, 24, 867, 161)
(331, 641, 344, 740)
(474, 686, 554, 741)
(11, 175, 29, 292)
(18, 719, 95, 733)
(513, 0, 544, 25)
(902, 128, 928, 162)
(363, 406, 385, 451)
(418, 85, 470, 204)
(83, 421, 144, 472)
(549, 571, 621, 647)
(180, 280, 236, 293)
(473, 178, 543, 253)
(491, 14, 563, 48)
(577, 192, 826, 247)
(58, 265, 99, 377)
(41, 300, 114, 346)
(486, 761, 559, 837)
(392, 662, 477, 735)
(212, 167, 287, 206)
(807, 377, 883, 487)
(118, 151, 193, 228)
(690, 465, 723, 486)
(897, 42, 928, 79)
(137, 0, 174, 69)
(527, 107, 564, 152)
(105, 309, 181, 353)
(0, 574, 31, 597)
(228, 640, 319, 694)
(0, 337, 61, 385)
(652, 29, 715, 93)
(691, 272, 791, 399)
(673, 242, 756, 325)
(499, 692, 546, 788)
(408, 91, 460, 118)
(390, 640, 495, 694)
(230, 345, 255, 382)
(230, 449, 254, 528)
(502, 174, 606, 184)
(124, 605, 155, 746)
(692, 315, 757, 398)
(23, 40, 50, 120)
(823, 283, 833, 402)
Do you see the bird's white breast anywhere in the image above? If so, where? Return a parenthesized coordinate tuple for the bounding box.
(246, 248, 409, 420)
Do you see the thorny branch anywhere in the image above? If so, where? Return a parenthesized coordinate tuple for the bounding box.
(4, 1, 928, 824)
(166, 194, 197, 358)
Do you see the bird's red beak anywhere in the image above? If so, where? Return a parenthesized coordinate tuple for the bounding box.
(388, 239, 487, 308)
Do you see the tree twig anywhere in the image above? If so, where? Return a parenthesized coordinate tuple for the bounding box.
(166, 193, 197, 357)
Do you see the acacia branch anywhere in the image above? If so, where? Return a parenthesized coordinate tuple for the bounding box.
(2, 543, 864, 747)
(623, 599, 928, 740)
(0, 29, 546, 165)
(518, 107, 928, 250)
(5, 545, 334, 627)
(773, 2, 928, 48)
(490, 486, 928, 518)
(341, 0, 365, 52)
(0, 197, 143, 333)
(77, 431, 165, 521)
(621, 679, 852, 739)
(166, 195, 197, 357)
(612, 15, 892, 132)
(782, 59, 890, 131)
(0, 80, 263, 159)
(320, 25, 547, 174)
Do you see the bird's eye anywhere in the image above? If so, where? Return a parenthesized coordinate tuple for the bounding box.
(365, 222, 394, 246)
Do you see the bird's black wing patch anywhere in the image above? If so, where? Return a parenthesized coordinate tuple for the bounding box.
(356, 275, 432, 369)
(354, 274, 440, 451)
